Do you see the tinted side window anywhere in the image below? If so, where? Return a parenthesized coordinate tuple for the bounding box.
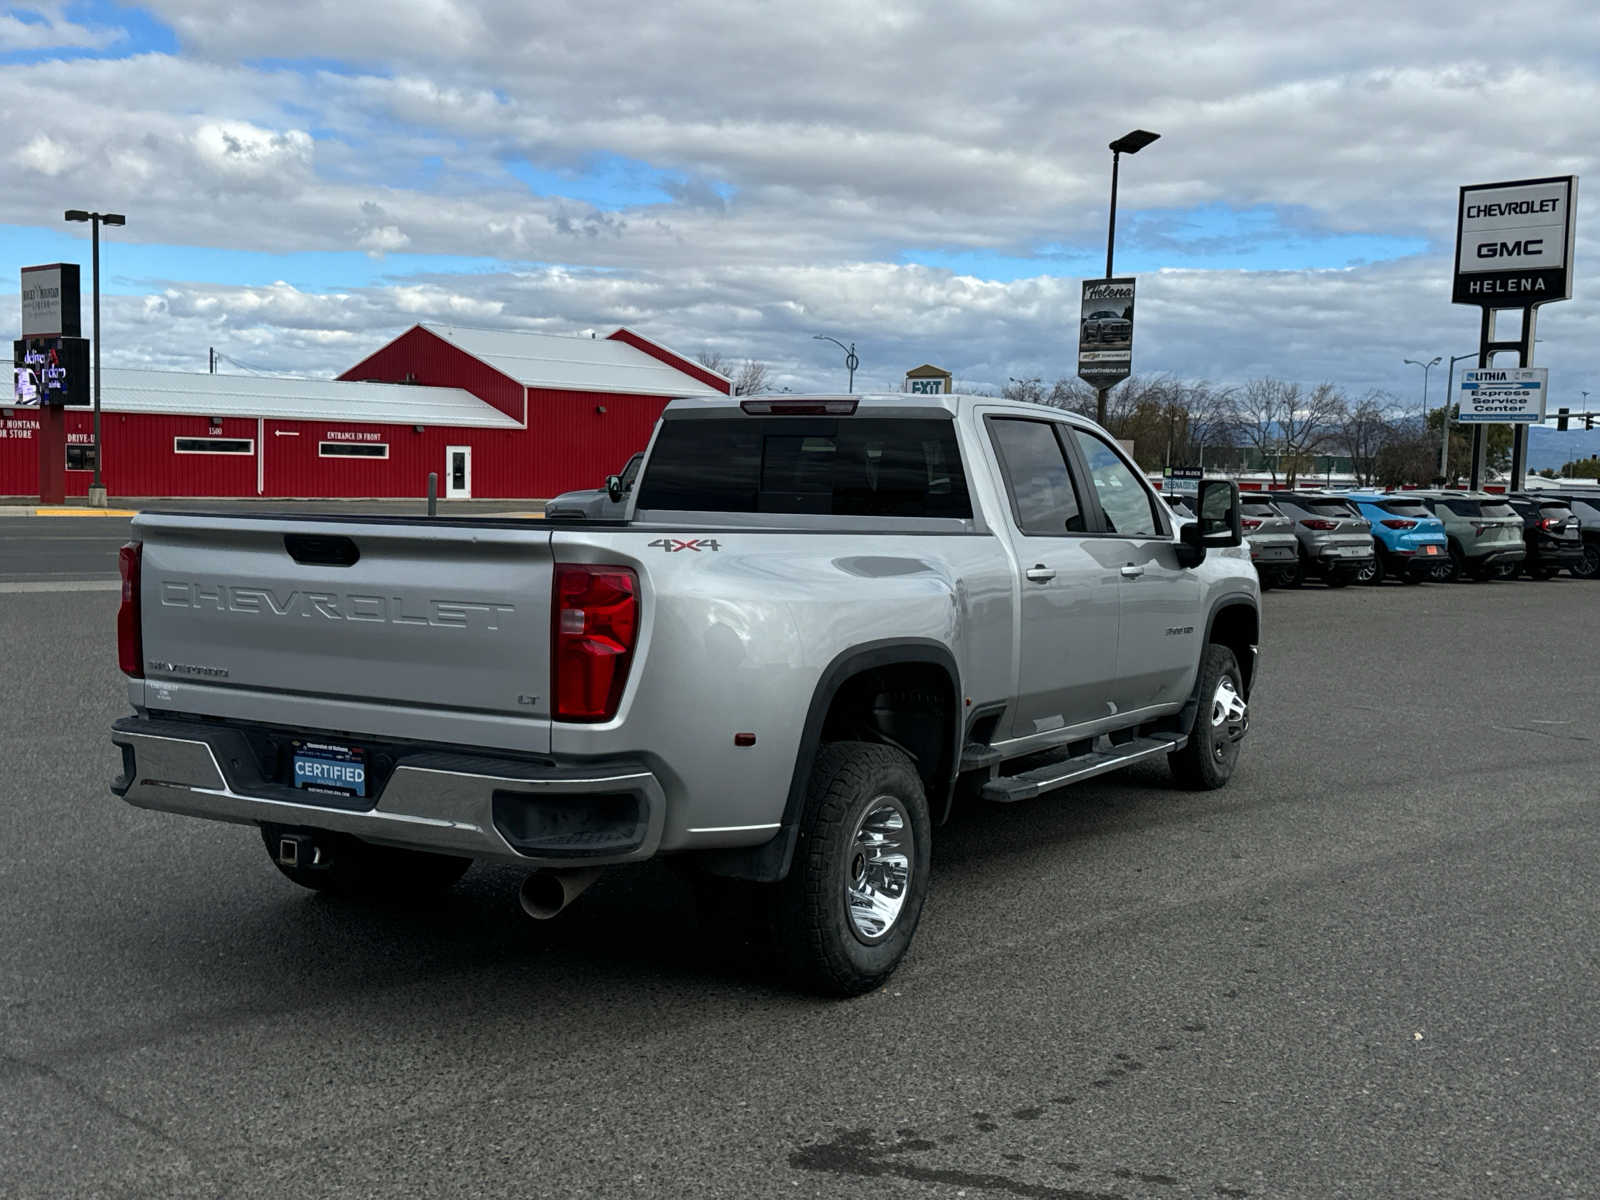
(1071, 430, 1162, 537)
(1442, 499, 1483, 517)
(636, 417, 972, 518)
(988, 418, 1085, 536)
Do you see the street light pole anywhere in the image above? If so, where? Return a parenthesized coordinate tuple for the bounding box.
(1098, 129, 1159, 427)
(64, 208, 125, 507)
(812, 335, 858, 392)
(1439, 352, 1476, 483)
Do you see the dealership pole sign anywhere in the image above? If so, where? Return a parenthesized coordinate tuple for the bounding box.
(20, 263, 82, 337)
(1456, 367, 1547, 423)
(15, 263, 89, 408)
(1452, 177, 1576, 306)
(1077, 277, 1135, 387)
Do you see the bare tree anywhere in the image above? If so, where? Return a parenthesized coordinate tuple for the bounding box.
(1336, 390, 1398, 486)
(696, 351, 770, 396)
(1044, 377, 1095, 415)
(1227, 378, 1345, 487)
(1002, 378, 1046, 404)
(730, 359, 770, 396)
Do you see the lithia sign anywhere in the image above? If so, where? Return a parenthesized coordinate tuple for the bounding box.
(1452, 176, 1576, 306)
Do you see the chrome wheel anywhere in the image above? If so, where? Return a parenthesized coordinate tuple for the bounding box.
(845, 796, 912, 944)
(1209, 675, 1249, 758)
(1355, 558, 1377, 584)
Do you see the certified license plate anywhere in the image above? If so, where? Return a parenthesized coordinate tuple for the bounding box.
(292, 742, 367, 798)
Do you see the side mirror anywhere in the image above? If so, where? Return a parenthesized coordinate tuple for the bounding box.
(1176, 479, 1242, 569)
(1197, 478, 1243, 545)
(605, 474, 625, 503)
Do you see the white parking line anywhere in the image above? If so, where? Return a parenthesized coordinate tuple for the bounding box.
(0, 580, 122, 593)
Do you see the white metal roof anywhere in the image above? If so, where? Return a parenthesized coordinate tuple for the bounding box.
(95, 369, 522, 428)
(419, 324, 728, 397)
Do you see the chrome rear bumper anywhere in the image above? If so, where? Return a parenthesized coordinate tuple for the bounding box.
(111, 717, 666, 867)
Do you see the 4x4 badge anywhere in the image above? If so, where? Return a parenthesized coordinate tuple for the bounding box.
(647, 538, 722, 553)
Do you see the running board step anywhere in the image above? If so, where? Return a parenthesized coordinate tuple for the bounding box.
(959, 742, 1006, 772)
(980, 735, 1186, 803)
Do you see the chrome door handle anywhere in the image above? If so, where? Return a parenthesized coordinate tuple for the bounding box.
(1025, 564, 1056, 583)
(1120, 564, 1144, 579)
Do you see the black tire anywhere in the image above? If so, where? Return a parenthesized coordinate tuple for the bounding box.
(1528, 566, 1557, 580)
(1443, 543, 1466, 583)
(260, 824, 471, 896)
(774, 742, 931, 997)
(1468, 560, 1496, 582)
(1400, 566, 1425, 585)
(1255, 568, 1274, 592)
(1279, 560, 1305, 589)
(1169, 644, 1247, 791)
(1358, 554, 1384, 586)
(1572, 542, 1600, 580)
(1322, 567, 1356, 589)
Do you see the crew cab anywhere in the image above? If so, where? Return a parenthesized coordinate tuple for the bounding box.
(110, 394, 1260, 996)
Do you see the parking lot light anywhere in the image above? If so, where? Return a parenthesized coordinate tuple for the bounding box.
(1099, 129, 1159, 426)
(63, 208, 127, 507)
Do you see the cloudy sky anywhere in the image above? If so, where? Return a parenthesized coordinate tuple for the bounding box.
(4, 0, 1599, 422)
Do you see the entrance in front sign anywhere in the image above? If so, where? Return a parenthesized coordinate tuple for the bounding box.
(445, 445, 471, 499)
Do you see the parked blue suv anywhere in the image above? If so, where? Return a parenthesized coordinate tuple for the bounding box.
(1345, 493, 1449, 583)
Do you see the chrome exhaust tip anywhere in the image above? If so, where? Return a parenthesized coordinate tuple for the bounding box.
(518, 867, 603, 920)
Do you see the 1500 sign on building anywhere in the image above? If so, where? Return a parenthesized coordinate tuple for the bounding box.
(1453, 176, 1577, 305)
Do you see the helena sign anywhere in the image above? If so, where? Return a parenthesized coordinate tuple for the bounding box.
(1077, 277, 1136, 387)
(1452, 176, 1577, 306)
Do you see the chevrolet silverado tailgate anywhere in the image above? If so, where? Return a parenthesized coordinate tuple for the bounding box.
(132, 513, 556, 753)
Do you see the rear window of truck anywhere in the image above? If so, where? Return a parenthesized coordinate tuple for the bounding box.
(637, 417, 973, 518)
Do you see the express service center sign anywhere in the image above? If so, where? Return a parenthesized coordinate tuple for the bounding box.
(1077, 277, 1135, 387)
(1456, 367, 1547, 424)
(1453, 177, 1576, 305)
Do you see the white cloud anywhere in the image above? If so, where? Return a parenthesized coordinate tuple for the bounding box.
(192, 122, 315, 186)
(358, 225, 411, 256)
(14, 132, 79, 177)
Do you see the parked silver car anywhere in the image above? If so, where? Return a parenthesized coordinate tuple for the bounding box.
(1239, 496, 1301, 589)
(1264, 491, 1374, 588)
(1409, 490, 1526, 582)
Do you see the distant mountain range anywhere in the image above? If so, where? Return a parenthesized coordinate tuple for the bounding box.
(1527, 425, 1600, 472)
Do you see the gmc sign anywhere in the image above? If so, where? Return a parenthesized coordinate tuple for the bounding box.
(1453, 176, 1577, 306)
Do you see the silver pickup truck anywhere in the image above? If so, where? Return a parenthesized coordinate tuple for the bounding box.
(112, 393, 1259, 995)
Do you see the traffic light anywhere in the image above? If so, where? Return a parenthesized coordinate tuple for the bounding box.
(1557, 407, 1570, 431)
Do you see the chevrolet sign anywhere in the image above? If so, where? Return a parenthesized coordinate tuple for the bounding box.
(1453, 176, 1577, 306)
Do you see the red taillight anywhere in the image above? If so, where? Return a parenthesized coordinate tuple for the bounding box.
(1241, 517, 1262, 531)
(552, 563, 639, 722)
(117, 541, 143, 678)
(1300, 519, 1338, 531)
(1380, 518, 1418, 530)
(1538, 517, 1561, 531)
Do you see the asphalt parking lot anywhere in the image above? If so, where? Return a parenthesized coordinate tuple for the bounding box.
(2, 518, 1596, 1199)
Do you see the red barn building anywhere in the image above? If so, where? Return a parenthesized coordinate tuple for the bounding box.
(1, 324, 729, 500)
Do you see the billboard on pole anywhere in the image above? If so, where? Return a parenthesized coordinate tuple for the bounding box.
(1076, 277, 1135, 387)
(1452, 176, 1577, 306)
(20, 263, 81, 338)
